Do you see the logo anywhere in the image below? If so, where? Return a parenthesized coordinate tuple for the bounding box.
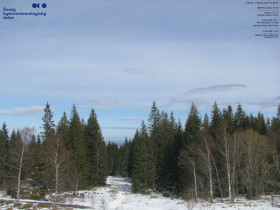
(32, 3, 47, 8)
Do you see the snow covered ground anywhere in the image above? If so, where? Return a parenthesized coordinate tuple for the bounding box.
(0, 176, 279, 209)
(64, 176, 278, 210)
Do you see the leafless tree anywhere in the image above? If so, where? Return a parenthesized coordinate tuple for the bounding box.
(5, 127, 34, 202)
(271, 132, 280, 175)
(198, 132, 214, 202)
(221, 122, 234, 202)
(234, 130, 272, 198)
(45, 134, 70, 206)
(179, 148, 198, 202)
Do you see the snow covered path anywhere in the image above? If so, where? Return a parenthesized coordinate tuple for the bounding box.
(76, 176, 188, 209)
(70, 176, 278, 210)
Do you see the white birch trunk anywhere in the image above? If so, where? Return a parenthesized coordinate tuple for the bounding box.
(224, 126, 233, 202)
(204, 137, 213, 203)
(193, 162, 198, 202)
(96, 143, 99, 186)
(17, 145, 24, 203)
(55, 147, 58, 206)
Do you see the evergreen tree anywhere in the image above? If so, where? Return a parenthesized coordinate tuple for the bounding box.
(157, 111, 176, 191)
(178, 103, 201, 192)
(0, 122, 9, 151)
(107, 142, 119, 175)
(184, 103, 202, 145)
(132, 122, 155, 193)
(84, 109, 107, 186)
(147, 102, 159, 187)
(33, 135, 45, 187)
(148, 101, 160, 137)
(9, 130, 17, 149)
(0, 123, 9, 187)
(222, 105, 234, 127)
(41, 102, 55, 143)
(174, 120, 184, 191)
(203, 113, 210, 133)
(256, 112, 268, 135)
(68, 104, 87, 187)
(209, 102, 222, 140)
(26, 134, 36, 182)
(233, 104, 249, 131)
(270, 105, 280, 133)
(249, 113, 257, 131)
(57, 112, 70, 143)
(118, 138, 130, 177)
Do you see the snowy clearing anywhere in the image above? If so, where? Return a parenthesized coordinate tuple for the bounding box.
(0, 176, 279, 209)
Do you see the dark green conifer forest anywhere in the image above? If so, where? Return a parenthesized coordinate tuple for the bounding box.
(0, 102, 280, 202)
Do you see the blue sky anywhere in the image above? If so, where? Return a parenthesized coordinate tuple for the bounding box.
(0, 0, 279, 143)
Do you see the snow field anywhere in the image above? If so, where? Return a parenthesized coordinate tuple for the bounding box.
(64, 176, 278, 210)
(0, 176, 279, 209)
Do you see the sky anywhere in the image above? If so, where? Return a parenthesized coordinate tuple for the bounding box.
(0, 0, 279, 143)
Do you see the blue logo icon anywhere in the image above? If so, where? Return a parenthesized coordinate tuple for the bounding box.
(32, 3, 47, 9)
(32, 3, 40, 8)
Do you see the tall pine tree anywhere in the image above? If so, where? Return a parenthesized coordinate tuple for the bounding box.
(68, 104, 87, 187)
(41, 102, 55, 143)
(132, 122, 155, 193)
(84, 109, 107, 186)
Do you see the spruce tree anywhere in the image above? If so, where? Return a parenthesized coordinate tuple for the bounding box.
(107, 142, 119, 175)
(118, 138, 130, 177)
(0, 123, 9, 187)
(9, 130, 17, 149)
(26, 134, 36, 181)
(174, 120, 184, 191)
(209, 102, 222, 140)
(132, 122, 155, 193)
(178, 103, 201, 192)
(256, 112, 267, 135)
(84, 109, 107, 186)
(69, 104, 87, 187)
(0, 122, 9, 151)
(147, 102, 159, 187)
(41, 102, 55, 143)
(148, 101, 160, 136)
(222, 105, 233, 127)
(184, 103, 202, 145)
(203, 113, 210, 132)
(57, 112, 70, 143)
(34, 135, 45, 187)
(233, 104, 249, 131)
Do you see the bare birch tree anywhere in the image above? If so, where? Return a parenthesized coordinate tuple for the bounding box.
(222, 122, 234, 202)
(178, 148, 198, 202)
(271, 132, 280, 174)
(235, 130, 272, 198)
(45, 135, 70, 206)
(198, 133, 214, 202)
(5, 127, 34, 203)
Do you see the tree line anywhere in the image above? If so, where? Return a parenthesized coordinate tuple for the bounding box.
(0, 103, 107, 203)
(1, 101, 280, 203)
(108, 102, 280, 202)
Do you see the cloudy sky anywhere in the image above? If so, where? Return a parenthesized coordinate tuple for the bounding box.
(1, 0, 279, 142)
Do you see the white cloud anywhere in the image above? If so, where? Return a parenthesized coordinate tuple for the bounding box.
(186, 84, 247, 94)
(115, 117, 141, 120)
(245, 96, 280, 109)
(0, 106, 44, 116)
(102, 127, 137, 130)
(87, 98, 126, 110)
